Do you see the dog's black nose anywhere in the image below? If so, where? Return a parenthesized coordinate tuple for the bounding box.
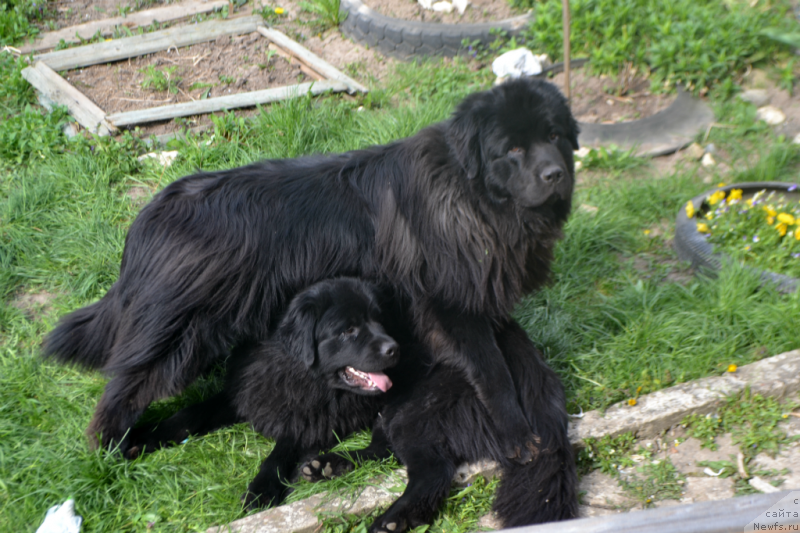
(381, 341, 398, 358)
(540, 165, 564, 183)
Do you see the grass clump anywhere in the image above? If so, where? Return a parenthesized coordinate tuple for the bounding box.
(683, 389, 800, 459)
(520, 0, 795, 93)
(139, 65, 182, 94)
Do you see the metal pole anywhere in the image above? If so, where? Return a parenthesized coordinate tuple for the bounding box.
(562, 0, 571, 101)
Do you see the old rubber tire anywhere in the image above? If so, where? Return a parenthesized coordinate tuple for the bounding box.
(339, 0, 532, 60)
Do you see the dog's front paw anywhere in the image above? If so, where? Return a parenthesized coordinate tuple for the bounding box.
(368, 516, 408, 533)
(300, 453, 353, 482)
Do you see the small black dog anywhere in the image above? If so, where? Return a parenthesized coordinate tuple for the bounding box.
(125, 278, 399, 508)
(301, 320, 577, 532)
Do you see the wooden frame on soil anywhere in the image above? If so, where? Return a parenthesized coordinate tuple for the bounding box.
(21, 15, 367, 136)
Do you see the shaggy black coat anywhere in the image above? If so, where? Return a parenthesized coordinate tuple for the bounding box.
(302, 319, 577, 532)
(43, 77, 578, 463)
(124, 278, 399, 508)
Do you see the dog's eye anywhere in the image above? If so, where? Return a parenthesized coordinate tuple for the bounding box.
(342, 326, 359, 337)
(508, 147, 524, 156)
(549, 133, 560, 143)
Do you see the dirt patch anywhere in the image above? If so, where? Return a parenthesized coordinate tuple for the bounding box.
(64, 32, 304, 115)
(40, 0, 167, 33)
(741, 69, 800, 139)
(11, 291, 57, 320)
(548, 69, 673, 124)
(363, 0, 521, 24)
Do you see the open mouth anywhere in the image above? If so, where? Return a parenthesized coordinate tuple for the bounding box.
(340, 367, 392, 392)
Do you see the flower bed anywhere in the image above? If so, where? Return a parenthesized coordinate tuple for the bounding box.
(674, 182, 800, 292)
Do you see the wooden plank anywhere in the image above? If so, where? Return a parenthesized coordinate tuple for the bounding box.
(267, 43, 326, 81)
(22, 61, 115, 136)
(257, 27, 368, 93)
(509, 491, 798, 533)
(106, 80, 349, 126)
(36, 16, 262, 71)
(19, 0, 229, 53)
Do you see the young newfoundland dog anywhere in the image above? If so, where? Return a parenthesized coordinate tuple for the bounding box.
(44, 78, 578, 469)
(124, 278, 399, 509)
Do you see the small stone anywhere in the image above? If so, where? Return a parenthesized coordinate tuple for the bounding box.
(738, 89, 770, 107)
(792, 133, 800, 145)
(701, 153, 716, 167)
(756, 105, 786, 126)
(686, 142, 705, 160)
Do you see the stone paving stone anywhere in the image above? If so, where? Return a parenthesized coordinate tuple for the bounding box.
(668, 434, 740, 476)
(753, 446, 800, 490)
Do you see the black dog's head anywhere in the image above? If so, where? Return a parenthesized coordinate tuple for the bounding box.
(446, 77, 578, 224)
(277, 278, 398, 395)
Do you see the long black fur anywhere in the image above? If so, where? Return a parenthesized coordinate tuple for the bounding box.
(302, 319, 577, 532)
(124, 278, 399, 508)
(43, 77, 578, 462)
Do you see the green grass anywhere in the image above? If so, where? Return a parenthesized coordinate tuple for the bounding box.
(2, 0, 800, 530)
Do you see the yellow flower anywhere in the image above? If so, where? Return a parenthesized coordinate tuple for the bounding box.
(705, 212, 713, 220)
(768, 216, 775, 225)
(696, 222, 710, 233)
(777, 223, 788, 237)
(708, 190, 726, 206)
(764, 206, 777, 218)
(717, 182, 726, 187)
(796, 227, 800, 240)
(643, 229, 651, 235)
(274, 7, 284, 14)
(777, 213, 796, 225)
(685, 201, 695, 219)
(727, 364, 737, 373)
(746, 198, 755, 207)
(728, 188, 743, 201)
(628, 398, 637, 406)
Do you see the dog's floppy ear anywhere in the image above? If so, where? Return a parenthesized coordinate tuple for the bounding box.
(446, 94, 486, 180)
(277, 289, 324, 368)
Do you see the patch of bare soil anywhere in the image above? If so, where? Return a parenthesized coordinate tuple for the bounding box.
(549, 69, 673, 124)
(364, 0, 521, 24)
(742, 68, 800, 138)
(12, 291, 57, 320)
(65, 31, 303, 115)
(41, 0, 167, 32)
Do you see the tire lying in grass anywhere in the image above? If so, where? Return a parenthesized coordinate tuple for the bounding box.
(674, 181, 799, 293)
(339, 0, 532, 60)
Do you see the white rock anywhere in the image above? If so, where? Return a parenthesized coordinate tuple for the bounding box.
(686, 142, 704, 160)
(138, 150, 179, 167)
(417, 0, 433, 9)
(492, 48, 544, 79)
(792, 133, 800, 145)
(701, 153, 716, 167)
(756, 105, 786, 125)
(432, 1, 453, 13)
(452, 0, 469, 14)
(738, 89, 770, 107)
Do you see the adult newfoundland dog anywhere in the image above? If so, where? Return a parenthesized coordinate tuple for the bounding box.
(124, 278, 400, 509)
(44, 77, 578, 466)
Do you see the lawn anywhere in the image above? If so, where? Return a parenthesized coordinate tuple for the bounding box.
(2, 0, 800, 531)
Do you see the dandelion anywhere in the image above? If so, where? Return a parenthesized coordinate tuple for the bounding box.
(643, 229, 651, 235)
(628, 398, 637, 406)
(696, 222, 710, 233)
(708, 190, 726, 206)
(728, 188, 743, 201)
(685, 201, 695, 218)
(777, 213, 796, 225)
(274, 7, 284, 14)
(727, 364, 737, 373)
(777, 223, 788, 237)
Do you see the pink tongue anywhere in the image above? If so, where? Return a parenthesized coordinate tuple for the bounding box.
(367, 372, 392, 392)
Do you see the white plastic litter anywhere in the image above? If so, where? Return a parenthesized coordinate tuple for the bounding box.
(452, 0, 469, 14)
(417, 0, 433, 9)
(36, 500, 82, 533)
(432, 1, 453, 13)
(137, 150, 179, 167)
(492, 49, 547, 80)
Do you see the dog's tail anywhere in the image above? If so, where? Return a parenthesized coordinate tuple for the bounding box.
(42, 288, 119, 370)
(492, 320, 579, 526)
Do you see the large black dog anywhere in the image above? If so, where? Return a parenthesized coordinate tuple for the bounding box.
(302, 319, 577, 532)
(124, 278, 399, 509)
(43, 77, 578, 464)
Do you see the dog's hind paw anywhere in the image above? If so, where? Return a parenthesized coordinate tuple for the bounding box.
(300, 454, 353, 482)
(369, 518, 406, 533)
